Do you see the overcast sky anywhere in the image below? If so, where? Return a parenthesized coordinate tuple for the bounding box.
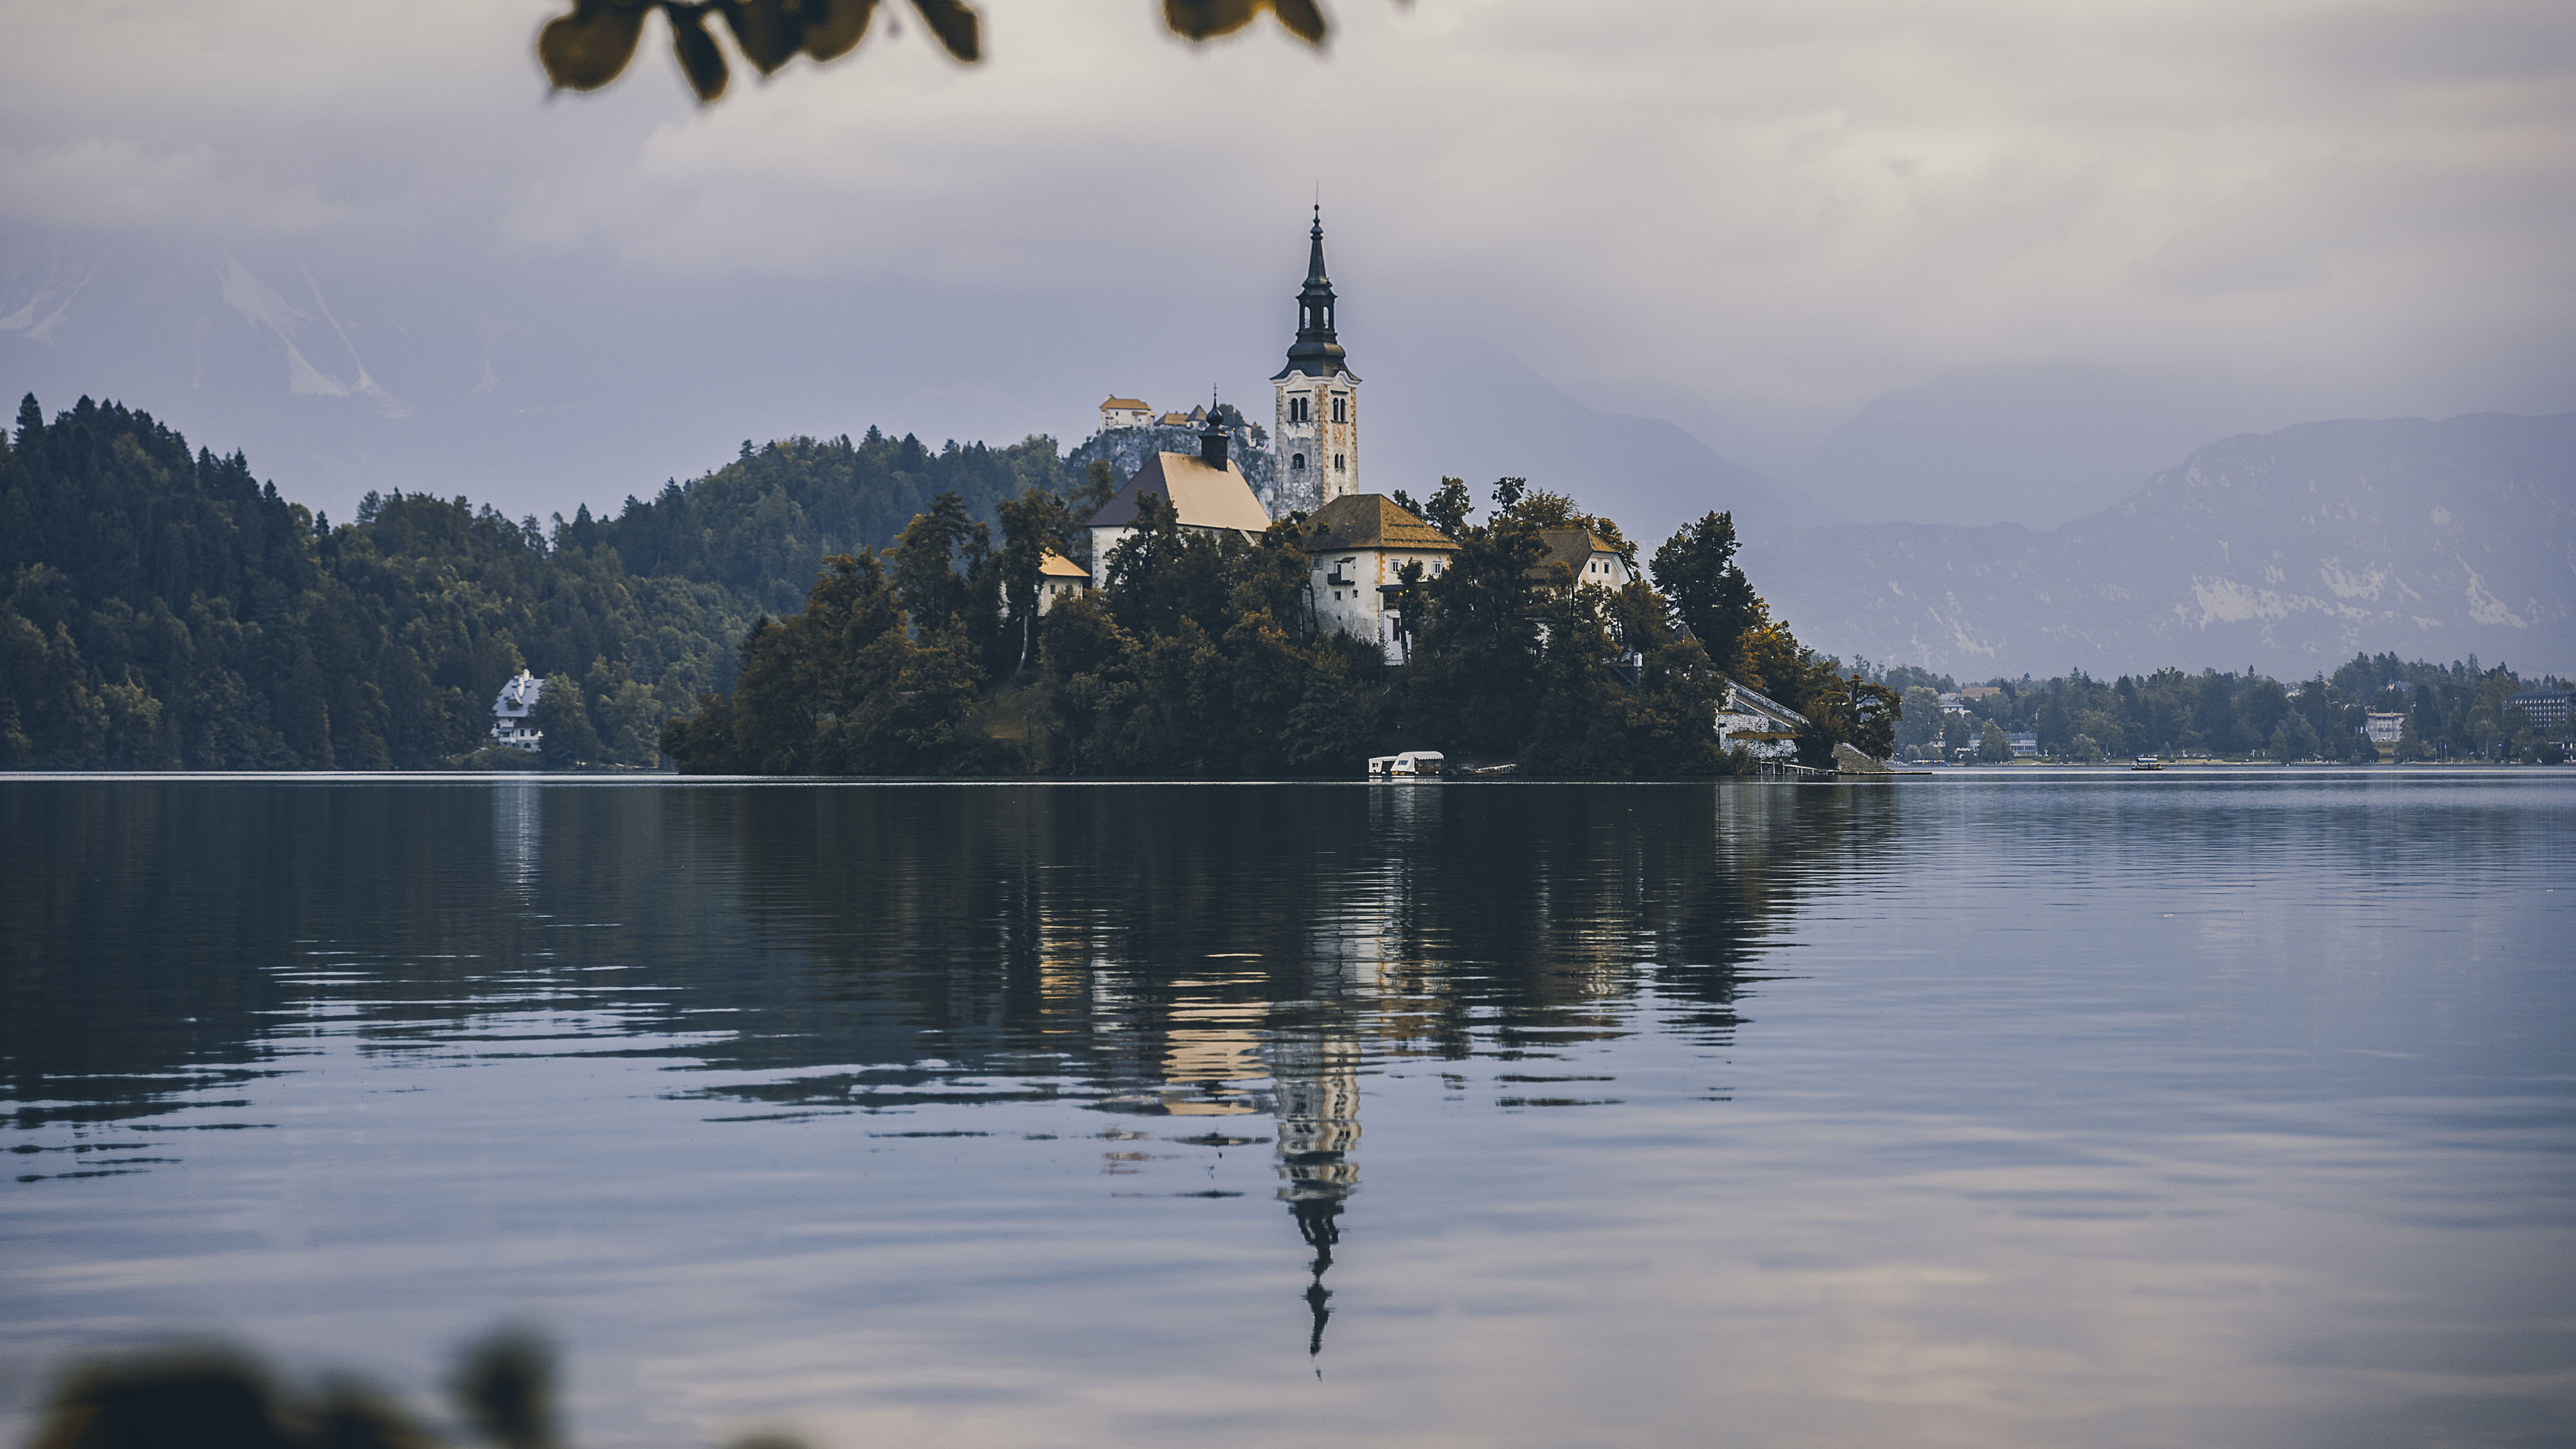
(3, 0, 2571, 527)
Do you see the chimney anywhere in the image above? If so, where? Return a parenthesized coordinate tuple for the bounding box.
(1198, 409, 1229, 470)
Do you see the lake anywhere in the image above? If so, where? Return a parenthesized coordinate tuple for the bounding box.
(3, 773, 2572, 1448)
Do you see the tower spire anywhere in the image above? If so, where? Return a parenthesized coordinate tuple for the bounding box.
(1275, 207, 1352, 382)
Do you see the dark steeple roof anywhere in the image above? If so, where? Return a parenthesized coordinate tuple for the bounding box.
(1273, 206, 1358, 382)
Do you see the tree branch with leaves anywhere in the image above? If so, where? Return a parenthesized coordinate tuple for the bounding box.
(539, 0, 1335, 105)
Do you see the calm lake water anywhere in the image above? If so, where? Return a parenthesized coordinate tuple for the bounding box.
(3, 773, 2572, 1448)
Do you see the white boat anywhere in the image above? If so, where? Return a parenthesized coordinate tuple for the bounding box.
(1367, 751, 1446, 779)
(2131, 755, 2163, 771)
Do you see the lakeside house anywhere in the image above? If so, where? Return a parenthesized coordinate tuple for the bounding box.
(1715, 678, 1805, 761)
(2365, 711, 2407, 747)
(1301, 494, 1458, 664)
(491, 670, 544, 751)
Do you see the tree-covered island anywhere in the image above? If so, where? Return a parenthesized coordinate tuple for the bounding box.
(655, 467, 1898, 777)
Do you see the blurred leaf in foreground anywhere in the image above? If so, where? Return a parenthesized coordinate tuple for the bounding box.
(538, 0, 1334, 105)
(1164, 1, 1328, 44)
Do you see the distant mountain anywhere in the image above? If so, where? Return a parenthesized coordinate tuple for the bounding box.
(1801, 365, 2278, 529)
(1364, 339, 1839, 551)
(1748, 412, 2576, 679)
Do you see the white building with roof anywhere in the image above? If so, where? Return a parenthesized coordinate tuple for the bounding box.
(490, 669, 545, 752)
(1036, 549, 1091, 613)
(1528, 528, 1638, 589)
(1301, 493, 1458, 663)
(1099, 396, 1152, 430)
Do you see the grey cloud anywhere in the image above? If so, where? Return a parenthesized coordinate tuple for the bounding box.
(0, 0, 2569, 541)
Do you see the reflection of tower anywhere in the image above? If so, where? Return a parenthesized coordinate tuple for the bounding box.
(1269, 1014, 1362, 1358)
(492, 780, 541, 904)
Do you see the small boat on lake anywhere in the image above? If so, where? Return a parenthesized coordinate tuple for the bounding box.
(2131, 755, 2163, 771)
(1367, 750, 1446, 780)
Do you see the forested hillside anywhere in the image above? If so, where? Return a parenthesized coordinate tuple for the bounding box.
(0, 395, 755, 767)
(561, 427, 1085, 619)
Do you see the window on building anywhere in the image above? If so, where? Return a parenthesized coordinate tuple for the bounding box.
(1291, 452, 1305, 472)
(1289, 396, 1308, 424)
(1330, 394, 1346, 423)
(1333, 453, 1345, 471)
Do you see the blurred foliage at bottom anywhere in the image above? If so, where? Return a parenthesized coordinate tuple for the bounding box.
(29, 1326, 799, 1449)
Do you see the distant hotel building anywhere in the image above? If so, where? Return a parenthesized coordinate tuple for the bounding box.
(2365, 711, 2407, 747)
(2507, 689, 2572, 738)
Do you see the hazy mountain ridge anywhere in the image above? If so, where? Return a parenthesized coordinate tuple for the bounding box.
(1748, 412, 2576, 679)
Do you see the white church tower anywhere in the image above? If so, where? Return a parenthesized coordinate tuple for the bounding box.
(1272, 207, 1360, 507)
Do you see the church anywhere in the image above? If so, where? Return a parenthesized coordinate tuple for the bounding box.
(1079, 209, 1459, 662)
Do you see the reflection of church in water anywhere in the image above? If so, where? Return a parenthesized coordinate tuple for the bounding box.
(1132, 791, 1432, 1356)
(1270, 1002, 1364, 1357)
(1036, 801, 1414, 1360)
(1129, 985, 1368, 1360)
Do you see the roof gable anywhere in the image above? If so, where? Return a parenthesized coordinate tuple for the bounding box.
(1722, 678, 1808, 729)
(1302, 493, 1456, 552)
(1085, 452, 1273, 535)
(1531, 527, 1620, 577)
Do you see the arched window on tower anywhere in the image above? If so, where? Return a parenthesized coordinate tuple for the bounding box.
(1291, 452, 1306, 472)
(1330, 394, 1346, 423)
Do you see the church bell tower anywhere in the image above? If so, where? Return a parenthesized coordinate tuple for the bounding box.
(1272, 207, 1359, 506)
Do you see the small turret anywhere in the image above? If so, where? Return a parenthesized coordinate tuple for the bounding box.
(1199, 407, 1230, 470)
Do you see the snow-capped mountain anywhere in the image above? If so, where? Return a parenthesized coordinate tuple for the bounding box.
(1747, 412, 2576, 679)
